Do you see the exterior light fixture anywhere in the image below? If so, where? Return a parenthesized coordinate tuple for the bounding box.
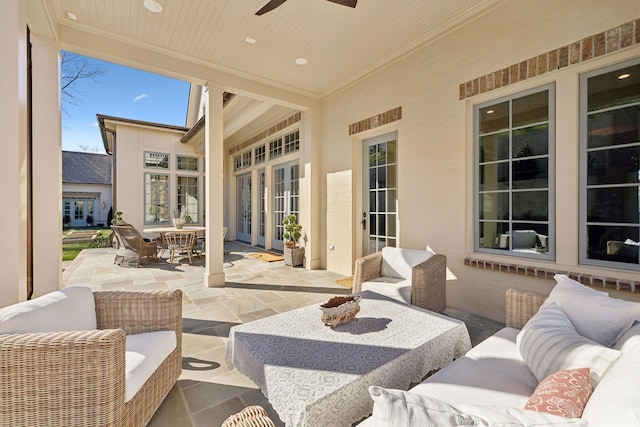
(486, 110, 494, 114)
(143, 0, 163, 13)
(618, 73, 631, 80)
(245, 37, 257, 44)
(295, 57, 308, 65)
(66, 11, 77, 20)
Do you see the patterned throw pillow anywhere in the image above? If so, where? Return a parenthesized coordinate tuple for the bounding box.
(524, 368, 593, 418)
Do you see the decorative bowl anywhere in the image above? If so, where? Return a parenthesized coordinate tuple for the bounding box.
(320, 295, 361, 328)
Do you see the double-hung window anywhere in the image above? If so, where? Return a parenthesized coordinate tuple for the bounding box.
(579, 59, 640, 270)
(475, 84, 555, 259)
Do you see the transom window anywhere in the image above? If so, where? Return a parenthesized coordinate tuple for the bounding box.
(255, 144, 266, 164)
(234, 152, 252, 171)
(284, 130, 300, 154)
(144, 151, 169, 169)
(579, 59, 640, 270)
(269, 137, 283, 159)
(475, 84, 555, 259)
(176, 155, 198, 171)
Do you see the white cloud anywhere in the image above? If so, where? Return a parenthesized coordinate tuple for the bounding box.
(133, 93, 150, 102)
(90, 121, 99, 127)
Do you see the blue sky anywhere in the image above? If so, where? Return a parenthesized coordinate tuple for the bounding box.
(61, 53, 191, 152)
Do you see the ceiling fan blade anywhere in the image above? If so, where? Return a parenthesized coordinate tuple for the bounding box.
(326, 0, 357, 7)
(255, 0, 287, 15)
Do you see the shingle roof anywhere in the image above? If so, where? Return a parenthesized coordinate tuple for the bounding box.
(62, 151, 111, 185)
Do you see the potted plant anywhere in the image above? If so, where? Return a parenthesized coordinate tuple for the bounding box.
(110, 210, 126, 225)
(172, 207, 187, 229)
(282, 214, 304, 267)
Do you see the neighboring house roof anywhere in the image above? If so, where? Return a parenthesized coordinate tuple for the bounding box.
(62, 151, 111, 185)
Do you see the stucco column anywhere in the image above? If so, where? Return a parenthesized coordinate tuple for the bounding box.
(299, 109, 321, 269)
(0, 0, 28, 306)
(31, 35, 62, 298)
(204, 85, 225, 286)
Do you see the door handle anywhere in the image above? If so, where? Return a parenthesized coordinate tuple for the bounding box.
(361, 212, 367, 230)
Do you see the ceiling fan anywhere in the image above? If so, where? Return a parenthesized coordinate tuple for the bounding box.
(256, 0, 357, 16)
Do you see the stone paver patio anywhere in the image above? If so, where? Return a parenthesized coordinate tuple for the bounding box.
(62, 241, 503, 426)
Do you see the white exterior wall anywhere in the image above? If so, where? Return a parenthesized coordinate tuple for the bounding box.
(111, 123, 204, 237)
(62, 183, 112, 225)
(320, 0, 640, 320)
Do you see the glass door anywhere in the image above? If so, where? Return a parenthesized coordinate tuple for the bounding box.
(258, 169, 266, 247)
(363, 132, 398, 255)
(271, 161, 299, 251)
(236, 173, 252, 242)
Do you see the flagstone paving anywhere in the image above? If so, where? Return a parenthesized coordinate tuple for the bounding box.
(62, 241, 503, 426)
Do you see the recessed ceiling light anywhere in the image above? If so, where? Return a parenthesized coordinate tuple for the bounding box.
(143, 0, 163, 13)
(66, 11, 77, 20)
(618, 73, 631, 80)
(295, 58, 308, 65)
(245, 37, 257, 45)
(486, 110, 494, 114)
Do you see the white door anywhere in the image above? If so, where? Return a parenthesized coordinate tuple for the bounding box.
(236, 173, 252, 242)
(258, 169, 266, 247)
(363, 132, 398, 255)
(271, 161, 299, 251)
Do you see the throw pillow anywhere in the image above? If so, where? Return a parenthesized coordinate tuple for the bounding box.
(613, 319, 640, 352)
(368, 386, 587, 427)
(516, 302, 621, 386)
(380, 247, 433, 280)
(524, 368, 592, 418)
(544, 274, 640, 347)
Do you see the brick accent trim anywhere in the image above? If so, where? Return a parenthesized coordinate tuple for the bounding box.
(459, 18, 640, 100)
(349, 107, 402, 135)
(229, 112, 301, 155)
(464, 257, 638, 293)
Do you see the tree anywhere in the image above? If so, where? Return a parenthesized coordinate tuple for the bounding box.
(60, 51, 104, 117)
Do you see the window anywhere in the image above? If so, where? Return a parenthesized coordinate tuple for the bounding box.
(284, 130, 300, 154)
(475, 84, 555, 259)
(144, 151, 169, 169)
(255, 145, 266, 164)
(269, 137, 283, 159)
(234, 154, 242, 171)
(580, 59, 640, 270)
(177, 176, 198, 223)
(177, 155, 198, 171)
(234, 152, 251, 171)
(145, 173, 169, 224)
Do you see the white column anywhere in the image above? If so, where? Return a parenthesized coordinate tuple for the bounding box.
(299, 109, 321, 269)
(0, 0, 28, 306)
(204, 85, 225, 286)
(31, 35, 62, 297)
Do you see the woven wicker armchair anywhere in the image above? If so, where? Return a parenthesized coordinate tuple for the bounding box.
(111, 224, 159, 267)
(353, 248, 447, 313)
(0, 289, 182, 427)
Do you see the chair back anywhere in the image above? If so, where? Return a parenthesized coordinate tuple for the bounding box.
(165, 231, 195, 249)
(111, 224, 144, 251)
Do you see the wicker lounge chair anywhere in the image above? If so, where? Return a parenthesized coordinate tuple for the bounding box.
(353, 247, 447, 313)
(111, 224, 159, 267)
(0, 288, 182, 427)
(221, 405, 276, 427)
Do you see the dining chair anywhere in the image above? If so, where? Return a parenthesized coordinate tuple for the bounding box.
(165, 231, 196, 264)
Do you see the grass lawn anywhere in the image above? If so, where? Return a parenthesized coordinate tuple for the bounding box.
(62, 228, 112, 261)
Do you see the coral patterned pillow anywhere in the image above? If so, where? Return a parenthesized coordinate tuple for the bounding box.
(524, 368, 593, 419)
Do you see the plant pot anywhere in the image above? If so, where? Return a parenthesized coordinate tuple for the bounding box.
(173, 218, 185, 229)
(284, 247, 305, 267)
(284, 241, 295, 249)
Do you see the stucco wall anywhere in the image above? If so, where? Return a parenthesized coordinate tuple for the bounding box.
(319, 0, 640, 321)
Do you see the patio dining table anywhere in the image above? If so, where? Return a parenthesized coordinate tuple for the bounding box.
(225, 290, 472, 427)
(143, 226, 205, 256)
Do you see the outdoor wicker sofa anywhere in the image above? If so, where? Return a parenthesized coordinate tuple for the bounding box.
(352, 247, 447, 313)
(0, 287, 182, 427)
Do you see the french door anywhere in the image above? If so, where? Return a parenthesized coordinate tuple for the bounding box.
(272, 161, 299, 251)
(363, 132, 398, 255)
(236, 173, 252, 242)
(258, 169, 266, 246)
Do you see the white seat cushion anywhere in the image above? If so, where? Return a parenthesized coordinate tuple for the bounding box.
(361, 278, 411, 303)
(409, 328, 536, 408)
(0, 286, 96, 334)
(380, 247, 433, 280)
(125, 330, 177, 402)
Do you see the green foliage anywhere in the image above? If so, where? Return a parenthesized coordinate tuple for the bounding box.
(282, 214, 302, 247)
(111, 210, 125, 225)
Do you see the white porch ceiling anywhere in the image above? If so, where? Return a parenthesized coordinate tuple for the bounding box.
(43, 0, 503, 98)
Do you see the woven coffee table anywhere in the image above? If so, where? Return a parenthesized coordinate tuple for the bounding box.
(225, 290, 471, 427)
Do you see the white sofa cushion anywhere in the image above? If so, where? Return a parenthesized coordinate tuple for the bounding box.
(517, 302, 621, 385)
(361, 277, 411, 304)
(380, 247, 433, 280)
(125, 330, 177, 402)
(368, 387, 587, 427)
(614, 319, 640, 352)
(545, 274, 640, 347)
(409, 327, 536, 408)
(0, 286, 96, 334)
(581, 342, 640, 427)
